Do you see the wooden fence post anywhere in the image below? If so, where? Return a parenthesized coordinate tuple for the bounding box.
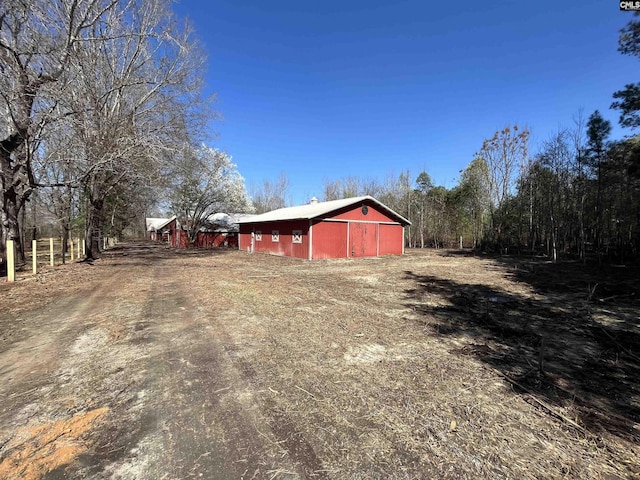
(103, 237, 106, 250)
(7, 240, 15, 282)
(77, 238, 80, 258)
(70, 239, 74, 261)
(32, 240, 37, 274)
(50, 238, 54, 266)
(82, 239, 85, 257)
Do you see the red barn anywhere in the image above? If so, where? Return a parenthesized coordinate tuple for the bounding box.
(146, 216, 176, 243)
(237, 196, 410, 260)
(146, 213, 253, 249)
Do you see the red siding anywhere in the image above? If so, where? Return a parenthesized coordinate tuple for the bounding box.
(330, 200, 397, 223)
(312, 221, 348, 259)
(238, 198, 406, 259)
(379, 224, 404, 255)
(151, 223, 238, 249)
(239, 225, 252, 252)
(240, 221, 309, 259)
(165, 219, 178, 246)
(349, 222, 378, 257)
(194, 232, 238, 248)
(175, 229, 188, 248)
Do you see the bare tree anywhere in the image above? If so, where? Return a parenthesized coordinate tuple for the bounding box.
(1, 0, 213, 264)
(537, 129, 573, 262)
(61, 0, 212, 258)
(250, 173, 291, 213)
(477, 125, 529, 249)
(571, 110, 588, 261)
(0, 0, 120, 265)
(321, 176, 385, 202)
(36, 123, 80, 262)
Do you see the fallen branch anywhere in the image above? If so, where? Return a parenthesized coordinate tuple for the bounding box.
(493, 369, 593, 438)
(8, 387, 39, 399)
(295, 385, 316, 399)
(598, 293, 635, 303)
(596, 326, 640, 361)
(540, 378, 640, 442)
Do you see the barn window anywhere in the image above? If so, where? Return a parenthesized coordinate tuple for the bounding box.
(272, 230, 279, 242)
(255, 230, 262, 241)
(292, 230, 302, 243)
(362, 205, 369, 215)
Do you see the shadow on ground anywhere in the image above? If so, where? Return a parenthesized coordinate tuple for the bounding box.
(404, 255, 640, 444)
(99, 242, 237, 267)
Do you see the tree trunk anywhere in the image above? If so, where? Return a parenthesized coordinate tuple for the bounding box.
(18, 201, 26, 260)
(85, 197, 104, 260)
(420, 209, 424, 248)
(61, 186, 73, 264)
(62, 230, 68, 264)
(31, 207, 38, 243)
(1, 185, 26, 266)
(0, 140, 30, 266)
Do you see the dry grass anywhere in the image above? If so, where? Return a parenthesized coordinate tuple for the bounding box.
(180, 248, 639, 479)
(0, 243, 638, 479)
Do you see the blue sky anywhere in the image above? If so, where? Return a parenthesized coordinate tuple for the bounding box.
(174, 0, 636, 205)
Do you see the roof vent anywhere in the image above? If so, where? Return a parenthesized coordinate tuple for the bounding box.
(309, 196, 319, 204)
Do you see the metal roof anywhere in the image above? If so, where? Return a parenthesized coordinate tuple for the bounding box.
(236, 196, 411, 225)
(145, 216, 176, 231)
(203, 212, 258, 232)
(208, 212, 257, 227)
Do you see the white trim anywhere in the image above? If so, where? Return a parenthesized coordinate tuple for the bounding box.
(347, 222, 351, 258)
(308, 221, 313, 260)
(402, 226, 405, 255)
(235, 195, 411, 226)
(320, 218, 400, 225)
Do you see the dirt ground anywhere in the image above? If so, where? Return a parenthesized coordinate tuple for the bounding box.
(0, 242, 638, 479)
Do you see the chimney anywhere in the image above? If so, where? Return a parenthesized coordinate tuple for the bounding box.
(309, 196, 319, 204)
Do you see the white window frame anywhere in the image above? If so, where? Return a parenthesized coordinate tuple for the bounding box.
(272, 230, 279, 242)
(292, 230, 302, 244)
(255, 230, 262, 241)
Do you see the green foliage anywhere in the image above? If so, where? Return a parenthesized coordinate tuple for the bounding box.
(612, 14, 640, 129)
(618, 13, 640, 58)
(612, 84, 640, 129)
(458, 157, 490, 247)
(416, 171, 433, 193)
(586, 111, 612, 160)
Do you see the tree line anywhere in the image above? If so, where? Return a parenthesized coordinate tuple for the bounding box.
(316, 108, 638, 263)
(2, 3, 639, 268)
(174, 11, 640, 263)
(315, 17, 640, 263)
(0, 0, 253, 268)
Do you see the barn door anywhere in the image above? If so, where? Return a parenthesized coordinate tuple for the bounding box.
(350, 223, 376, 257)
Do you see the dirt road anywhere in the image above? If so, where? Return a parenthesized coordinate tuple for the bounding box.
(0, 243, 638, 479)
(0, 245, 302, 479)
